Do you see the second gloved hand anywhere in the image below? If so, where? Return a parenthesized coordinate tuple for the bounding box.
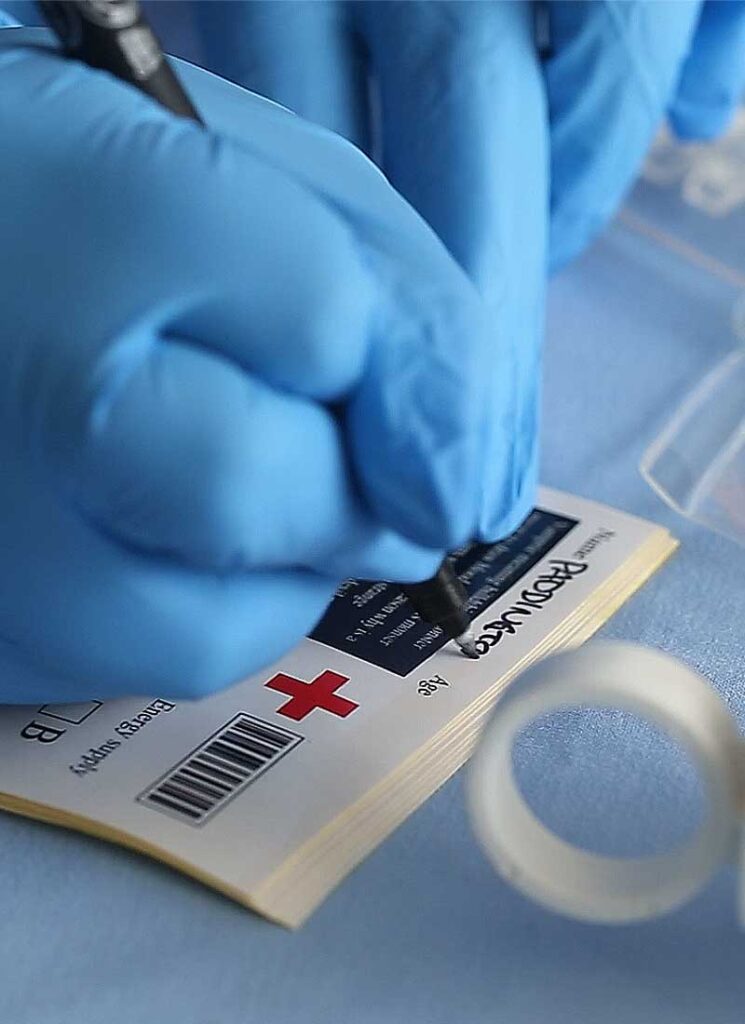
(197, 1, 745, 273)
(0, 29, 499, 702)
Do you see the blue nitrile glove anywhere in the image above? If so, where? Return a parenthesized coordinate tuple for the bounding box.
(197, 0, 550, 544)
(196, 0, 745, 272)
(0, 27, 502, 703)
(545, 0, 745, 268)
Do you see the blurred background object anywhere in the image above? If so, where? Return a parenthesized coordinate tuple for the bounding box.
(639, 108, 745, 549)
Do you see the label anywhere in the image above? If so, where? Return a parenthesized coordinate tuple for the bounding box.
(310, 509, 578, 675)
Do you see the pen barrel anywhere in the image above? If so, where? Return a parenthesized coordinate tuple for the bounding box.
(403, 561, 472, 640)
(38, 0, 202, 122)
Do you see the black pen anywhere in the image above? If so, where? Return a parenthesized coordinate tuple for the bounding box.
(38, 0, 202, 122)
(39, 0, 479, 660)
(403, 560, 478, 658)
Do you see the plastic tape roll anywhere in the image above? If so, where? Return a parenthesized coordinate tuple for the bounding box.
(467, 642, 745, 923)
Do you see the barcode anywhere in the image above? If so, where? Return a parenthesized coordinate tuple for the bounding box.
(137, 713, 302, 825)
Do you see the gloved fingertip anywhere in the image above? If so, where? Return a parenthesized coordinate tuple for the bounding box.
(318, 529, 444, 584)
(375, 437, 481, 553)
(477, 463, 537, 544)
(548, 207, 606, 274)
(385, 546, 447, 585)
(397, 463, 480, 552)
(668, 97, 740, 142)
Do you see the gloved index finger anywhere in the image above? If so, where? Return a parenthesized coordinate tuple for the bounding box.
(353, 1, 548, 543)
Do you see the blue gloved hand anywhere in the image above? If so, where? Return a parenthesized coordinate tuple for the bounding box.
(196, 0, 745, 271)
(0, 28, 500, 703)
(545, 0, 745, 267)
(198, 0, 550, 544)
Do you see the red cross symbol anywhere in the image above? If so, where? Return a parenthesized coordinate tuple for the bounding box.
(265, 670, 358, 722)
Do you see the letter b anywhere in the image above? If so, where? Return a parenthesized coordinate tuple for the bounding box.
(21, 720, 66, 743)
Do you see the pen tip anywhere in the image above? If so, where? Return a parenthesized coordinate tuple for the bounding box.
(455, 627, 479, 659)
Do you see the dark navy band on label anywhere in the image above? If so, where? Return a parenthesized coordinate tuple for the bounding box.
(311, 509, 579, 676)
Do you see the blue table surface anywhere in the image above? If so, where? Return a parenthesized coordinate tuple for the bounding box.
(2, 57, 745, 1021)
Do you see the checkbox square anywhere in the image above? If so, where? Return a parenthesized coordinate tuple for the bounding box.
(38, 700, 103, 725)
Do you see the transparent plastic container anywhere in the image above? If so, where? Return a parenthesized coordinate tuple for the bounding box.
(644, 109, 745, 218)
(638, 108, 745, 546)
(641, 349, 745, 547)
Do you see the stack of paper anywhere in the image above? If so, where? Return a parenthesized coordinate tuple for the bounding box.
(0, 489, 676, 927)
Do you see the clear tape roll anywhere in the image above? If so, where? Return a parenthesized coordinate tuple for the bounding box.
(467, 642, 745, 923)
